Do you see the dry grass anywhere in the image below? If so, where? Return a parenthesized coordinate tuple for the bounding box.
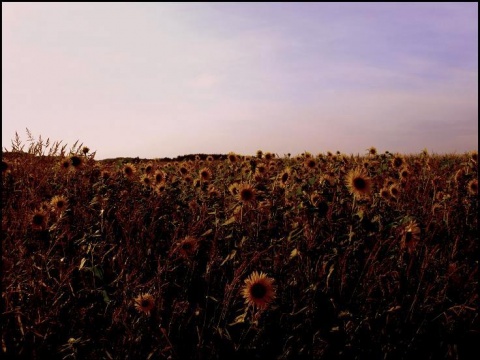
(1, 132, 478, 359)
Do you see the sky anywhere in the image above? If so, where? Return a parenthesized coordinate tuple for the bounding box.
(2, 2, 478, 159)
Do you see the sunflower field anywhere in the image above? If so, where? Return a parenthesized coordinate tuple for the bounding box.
(1, 134, 478, 359)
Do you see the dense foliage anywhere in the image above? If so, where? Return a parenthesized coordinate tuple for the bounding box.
(1, 134, 478, 359)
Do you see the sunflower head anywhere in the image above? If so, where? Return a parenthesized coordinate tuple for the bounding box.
(454, 168, 466, 184)
(256, 164, 267, 175)
(101, 170, 111, 181)
(367, 146, 377, 156)
(140, 174, 152, 187)
(179, 163, 189, 176)
(304, 158, 316, 170)
(144, 162, 154, 174)
(208, 185, 220, 198)
(60, 158, 71, 171)
(199, 167, 212, 182)
(345, 168, 372, 199)
(399, 167, 410, 180)
(467, 179, 478, 196)
(227, 152, 238, 164)
(321, 173, 336, 187)
(470, 151, 478, 163)
(279, 168, 291, 186)
(388, 183, 400, 199)
(401, 220, 421, 254)
(391, 155, 404, 169)
(237, 183, 256, 205)
(134, 293, 155, 315)
(154, 170, 166, 184)
(123, 163, 136, 178)
(50, 195, 68, 213)
(310, 192, 322, 206)
(241, 271, 276, 310)
(155, 182, 166, 193)
(32, 210, 48, 230)
(69, 155, 84, 169)
(177, 236, 199, 259)
(379, 187, 390, 200)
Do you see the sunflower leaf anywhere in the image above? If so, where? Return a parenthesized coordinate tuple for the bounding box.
(222, 216, 236, 226)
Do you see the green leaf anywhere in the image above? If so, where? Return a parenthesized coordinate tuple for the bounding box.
(101, 290, 110, 304)
(92, 266, 104, 280)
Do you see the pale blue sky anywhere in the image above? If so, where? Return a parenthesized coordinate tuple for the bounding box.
(2, 2, 478, 159)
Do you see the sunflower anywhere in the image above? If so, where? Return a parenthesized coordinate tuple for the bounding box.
(69, 155, 84, 169)
(391, 155, 404, 169)
(310, 192, 322, 206)
(264, 152, 273, 161)
(321, 173, 336, 187)
(256, 150, 263, 159)
(401, 220, 421, 253)
(32, 210, 48, 230)
(367, 146, 377, 156)
(140, 174, 152, 187)
(454, 168, 466, 184)
(389, 183, 400, 199)
(177, 236, 199, 258)
(345, 168, 372, 198)
(154, 170, 166, 184)
(101, 170, 111, 181)
(144, 162, 154, 175)
(279, 168, 291, 187)
(237, 183, 256, 205)
(208, 184, 220, 198)
(199, 167, 212, 182)
(399, 167, 410, 181)
(179, 163, 189, 176)
(241, 271, 276, 310)
(304, 158, 316, 170)
(432, 203, 443, 214)
(134, 293, 155, 315)
(384, 177, 396, 188)
(467, 179, 478, 196)
(60, 158, 71, 171)
(470, 151, 478, 163)
(255, 164, 267, 176)
(379, 187, 390, 200)
(207, 155, 214, 162)
(155, 182, 166, 193)
(227, 152, 237, 163)
(123, 163, 136, 178)
(50, 195, 68, 213)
